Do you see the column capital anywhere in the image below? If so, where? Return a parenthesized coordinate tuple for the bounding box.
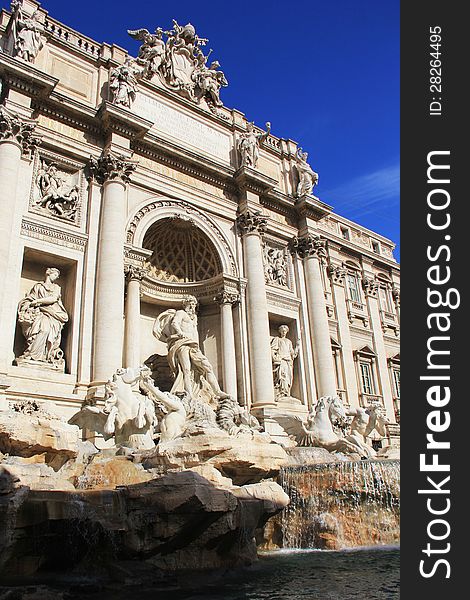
(124, 264, 147, 282)
(0, 106, 40, 156)
(236, 209, 268, 236)
(328, 264, 347, 285)
(215, 290, 240, 306)
(87, 151, 137, 185)
(362, 275, 378, 297)
(290, 233, 328, 261)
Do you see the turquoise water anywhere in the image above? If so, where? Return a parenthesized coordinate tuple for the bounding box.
(1, 547, 399, 599)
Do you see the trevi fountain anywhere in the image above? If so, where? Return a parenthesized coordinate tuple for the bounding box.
(0, 1, 400, 597)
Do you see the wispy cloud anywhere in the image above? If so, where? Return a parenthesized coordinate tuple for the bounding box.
(320, 163, 400, 223)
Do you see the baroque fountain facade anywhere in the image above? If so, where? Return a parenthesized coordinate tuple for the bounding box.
(0, 0, 400, 581)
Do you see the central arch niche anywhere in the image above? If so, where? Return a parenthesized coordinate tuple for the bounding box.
(143, 217, 223, 283)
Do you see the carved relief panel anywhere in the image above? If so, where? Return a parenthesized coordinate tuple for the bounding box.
(28, 152, 85, 226)
(263, 241, 292, 290)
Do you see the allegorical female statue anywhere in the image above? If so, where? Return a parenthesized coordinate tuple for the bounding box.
(271, 325, 299, 400)
(17, 268, 68, 370)
(12, 7, 45, 64)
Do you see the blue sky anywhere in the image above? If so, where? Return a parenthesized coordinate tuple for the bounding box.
(2, 0, 399, 258)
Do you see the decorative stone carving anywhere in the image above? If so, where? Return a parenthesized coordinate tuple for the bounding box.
(290, 234, 328, 261)
(295, 147, 318, 197)
(214, 291, 240, 305)
(87, 151, 137, 184)
(362, 276, 378, 297)
(108, 58, 140, 108)
(128, 21, 227, 108)
(270, 325, 299, 400)
(237, 121, 271, 169)
(392, 285, 400, 307)
(153, 295, 230, 403)
(32, 159, 80, 222)
(216, 396, 262, 436)
(264, 246, 288, 288)
(328, 265, 347, 285)
(274, 396, 375, 458)
(236, 209, 268, 235)
(124, 264, 146, 282)
(10, 2, 45, 64)
(0, 106, 40, 154)
(16, 267, 68, 371)
(70, 367, 157, 451)
(347, 403, 390, 447)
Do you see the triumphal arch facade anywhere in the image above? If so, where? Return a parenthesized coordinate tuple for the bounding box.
(0, 0, 400, 445)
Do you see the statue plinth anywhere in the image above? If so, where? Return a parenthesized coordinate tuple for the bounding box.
(14, 356, 65, 373)
(233, 166, 277, 192)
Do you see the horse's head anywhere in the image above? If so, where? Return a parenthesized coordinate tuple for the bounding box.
(326, 395, 347, 421)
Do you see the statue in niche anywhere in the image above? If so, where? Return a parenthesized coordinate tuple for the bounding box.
(109, 58, 140, 108)
(270, 325, 299, 400)
(153, 295, 230, 403)
(295, 147, 319, 197)
(237, 121, 271, 169)
(69, 367, 157, 451)
(34, 160, 80, 221)
(16, 267, 68, 370)
(10, 3, 45, 63)
(264, 247, 288, 287)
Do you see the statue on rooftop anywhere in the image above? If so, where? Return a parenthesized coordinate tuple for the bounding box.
(237, 121, 271, 169)
(11, 4, 45, 63)
(108, 58, 140, 108)
(295, 148, 319, 197)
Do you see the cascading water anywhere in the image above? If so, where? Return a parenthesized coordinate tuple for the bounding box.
(275, 460, 400, 550)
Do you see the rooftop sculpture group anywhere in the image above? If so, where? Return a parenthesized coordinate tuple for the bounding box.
(109, 21, 229, 110)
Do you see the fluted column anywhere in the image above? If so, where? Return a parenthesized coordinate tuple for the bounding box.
(215, 291, 239, 399)
(237, 210, 275, 407)
(0, 108, 39, 372)
(292, 234, 337, 398)
(124, 265, 145, 369)
(88, 152, 137, 383)
(362, 276, 395, 421)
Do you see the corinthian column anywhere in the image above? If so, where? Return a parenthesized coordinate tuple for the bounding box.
(124, 265, 146, 369)
(292, 234, 337, 398)
(0, 108, 39, 372)
(215, 290, 239, 399)
(88, 152, 137, 384)
(237, 210, 275, 407)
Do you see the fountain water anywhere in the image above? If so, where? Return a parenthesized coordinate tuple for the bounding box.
(260, 460, 400, 550)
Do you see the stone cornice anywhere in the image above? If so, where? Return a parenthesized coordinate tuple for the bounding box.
(233, 166, 277, 195)
(95, 101, 153, 140)
(294, 193, 333, 222)
(0, 53, 59, 99)
(236, 209, 268, 235)
(87, 151, 137, 185)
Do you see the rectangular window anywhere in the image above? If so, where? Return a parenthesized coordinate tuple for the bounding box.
(393, 369, 400, 397)
(341, 227, 350, 240)
(360, 362, 374, 394)
(346, 274, 361, 303)
(372, 241, 381, 254)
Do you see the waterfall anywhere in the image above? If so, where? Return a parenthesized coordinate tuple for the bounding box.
(278, 460, 400, 550)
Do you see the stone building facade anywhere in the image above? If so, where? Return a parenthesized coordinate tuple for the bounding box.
(0, 1, 400, 445)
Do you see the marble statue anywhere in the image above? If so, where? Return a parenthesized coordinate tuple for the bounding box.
(271, 325, 299, 400)
(109, 58, 139, 108)
(128, 20, 227, 108)
(69, 367, 157, 451)
(34, 160, 79, 221)
(16, 268, 68, 370)
(139, 373, 187, 443)
(348, 403, 390, 444)
(295, 148, 319, 197)
(153, 295, 230, 402)
(237, 121, 271, 169)
(128, 27, 166, 80)
(11, 3, 45, 63)
(274, 396, 375, 458)
(216, 396, 262, 436)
